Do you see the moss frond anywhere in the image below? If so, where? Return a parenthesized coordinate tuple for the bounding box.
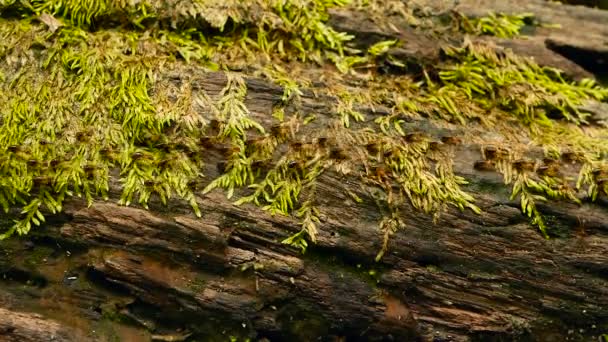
(453, 11, 535, 38)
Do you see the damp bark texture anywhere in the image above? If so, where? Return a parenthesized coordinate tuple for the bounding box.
(1, 0, 608, 341)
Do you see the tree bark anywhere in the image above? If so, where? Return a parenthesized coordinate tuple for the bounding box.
(0, 307, 88, 342)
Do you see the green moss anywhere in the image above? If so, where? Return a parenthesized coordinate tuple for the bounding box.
(23, 244, 55, 267)
(453, 11, 536, 38)
(2, 0, 355, 61)
(0, 21, 207, 237)
(409, 41, 608, 236)
(0, 0, 362, 239)
(305, 247, 385, 287)
(435, 42, 608, 126)
(1, 1, 607, 259)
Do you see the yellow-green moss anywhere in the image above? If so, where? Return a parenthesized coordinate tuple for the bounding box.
(1, 1, 607, 258)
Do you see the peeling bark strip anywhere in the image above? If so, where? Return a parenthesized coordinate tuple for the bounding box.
(1, 0, 608, 341)
(0, 307, 84, 342)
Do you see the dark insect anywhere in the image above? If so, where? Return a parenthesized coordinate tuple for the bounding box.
(365, 143, 380, 155)
(542, 157, 559, 166)
(39, 139, 51, 146)
(208, 119, 221, 131)
(49, 159, 61, 168)
(187, 180, 198, 190)
(290, 142, 303, 152)
(7, 145, 20, 153)
(270, 124, 289, 137)
(483, 146, 509, 160)
(537, 164, 560, 177)
(76, 132, 89, 142)
(27, 159, 39, 168)
(428, 141, 443, 151)
(317, 137, 329, 147)
(131, 152, 145, 160)
(404, 132, 428, 143)
(158, 158, 171, 168)
(100, 147, 113, 156)
(329, 148, 349, 161)
(252, 159, 271, 170)
(441, 136, 462, 145)
(216, 161, 228, 173)
(144, 180, 157, 187)
(383, 147, 400, 159)
(174, 142, 190, 152)
(561, 150, 583, 164)
(157, 142, 173, 152)
(483, 146, 498, 160)
(83, 164, 96, 175)
(592, 167, 608, 180)
(513, 159, 535, 172)
(287, 160, 303, 170)
(185, 150, 198, 159)
(199, 136, 215, 148)
(474, 160, 495, 172)
(33, 176, 51, 186)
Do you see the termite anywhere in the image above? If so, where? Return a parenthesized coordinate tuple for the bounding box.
(474, 160, 495, 172)
(513, 159, 535, 172)
(441, 136, 462, 145)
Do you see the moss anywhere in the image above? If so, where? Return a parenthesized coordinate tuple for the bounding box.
(1, 1, 607, 259)
(186, 273, 208, 293)
(435, 42, 608, 125)
(275, 301, 332, 340)
(22, 244, 55, 267)
(305, 246, 386, 287)
(453, 11, 536, 38)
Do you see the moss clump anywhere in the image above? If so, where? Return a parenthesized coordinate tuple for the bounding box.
(0, 0, 357, 239)
(0, 21, 208, 237)
(435, 41, 608, 126)
(2, 0, 355, 62)
(1, 1, 607, 258)
(429, 42, 608, 237)
(452, 11, 536, 38)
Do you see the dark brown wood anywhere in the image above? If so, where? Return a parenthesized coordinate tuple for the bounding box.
(0, 307, 88, 342)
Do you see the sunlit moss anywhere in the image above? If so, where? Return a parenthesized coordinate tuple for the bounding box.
(453, 11, 536, 38)
(1, 2, 607, 258)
